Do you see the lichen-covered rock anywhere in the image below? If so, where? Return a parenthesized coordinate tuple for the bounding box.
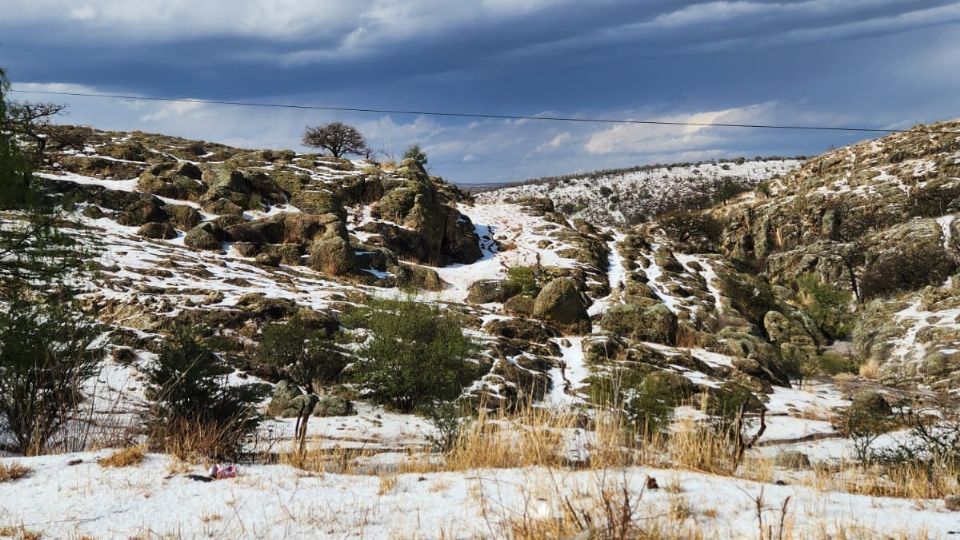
(116, 196, 168, 226)
(398, 263, 447, 291)
(503, 294, 536, 317)
(137, 222, 178, 240)
(184, 222, 226, 251)
(482, 318, 559, 344)
(314, 394, 355, 417)
(165, 204, 202, 230)
(307, 236, 356, 276)
(533, 278, 590, 332)
(601, 302, 678, 345)
(202, 198, 245, 216)
(467, 279, 522, 304)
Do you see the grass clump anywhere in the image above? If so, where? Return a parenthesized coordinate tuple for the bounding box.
(0, 462, 31, 482)
(99, 445, 147, 468)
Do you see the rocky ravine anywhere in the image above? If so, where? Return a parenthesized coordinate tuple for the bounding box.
(21, 126, 821, 422)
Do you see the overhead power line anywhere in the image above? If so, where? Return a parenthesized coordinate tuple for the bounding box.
(9, 88, 959, 135)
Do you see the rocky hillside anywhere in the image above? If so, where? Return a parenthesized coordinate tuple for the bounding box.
(476, 158, 801, 225)
(16, 126, 833, 420)
(5, 122, 960, 537)
(697, 120, 960, 392)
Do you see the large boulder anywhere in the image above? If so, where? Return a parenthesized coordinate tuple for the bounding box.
(532, 278, 590, 332)
(138, 222, 178, 240)
(116, 196, 167, 226)
(467, 279, 522, 304)
(184, 222, 226, 251)
(307, 236, 356, 276)
(165, 204, 202, 230)
(601, 302, 678, 345)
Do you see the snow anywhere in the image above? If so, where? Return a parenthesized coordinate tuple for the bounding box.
(1, 453, 956, 538)
(643, 245, 682, 313)
(36, 171, 139, 192)
(476, 159, 801, 226)
(545, 337, 588, 406)
(423, 202, 581, 303)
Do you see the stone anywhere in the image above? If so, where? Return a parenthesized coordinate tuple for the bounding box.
(117, 197, 167, 226)
(202, 198, 245, 216)
(945, 496, 960, 511)
(313, 395, 355, 417)
(503, 294, 535, 317)
(307, 236, 356, 276)
(601, 302, 678, 345)
(138, 222, 178, 240)
(467, 279, 522, 304)
(532, 277, 590, 332)
(184, 222, 226, 251)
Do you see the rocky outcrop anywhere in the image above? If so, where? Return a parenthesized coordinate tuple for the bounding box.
(601, 302, 678, 345)
(532, 278, 590, 333)
(467, 280, 522, 304)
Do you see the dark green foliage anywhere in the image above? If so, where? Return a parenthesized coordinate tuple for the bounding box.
(718, 271, 778, 332)
(145, 327, 268, 458)
(402, 143, 428, 167)
(797, 274, 853, 339)
(599, 186, 613, 198)
(257, 315, 348, 392)
(839, 391, 893, 462)
(623, 373, 680, 436)
(0, 300, 103, 455)
(707, 382, 763, 433)
(420, 400, 467, 451)
(0, 67, 104, 456)
(658, 211, 722, 252)
(302, 122, 368, 159)
(505, 265, 542, 297)
(348, 298, 479, 412)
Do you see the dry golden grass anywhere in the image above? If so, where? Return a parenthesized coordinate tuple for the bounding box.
(858, 359, 881, 379)
(99, 445, 146, 468)
(0, 525, 42, 540)
(809, 459, 959, 500)
(378, 474, 397, 495)
(0, 462, 31, 483)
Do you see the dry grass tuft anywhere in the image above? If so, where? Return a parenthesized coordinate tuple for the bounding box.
(99, 445, 147, 468)
(0, 462, 32, 483)
(858, 359, 881, 379)
(0, 525, 42, 540)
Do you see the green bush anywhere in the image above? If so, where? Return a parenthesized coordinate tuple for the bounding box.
(817, 351, 860, 375)
(145, 327, 268, 458)
(257, 315, 348, 392)
(839, 391, 893, 462)
(623, 372, 684, 436)
(349, 298, 479, 412)
(402, 143, 428, 167)
(505, 265, 542, 297)
(797, 274, 853, 339)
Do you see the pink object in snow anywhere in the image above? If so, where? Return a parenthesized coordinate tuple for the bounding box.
(208, 464, 238, 479)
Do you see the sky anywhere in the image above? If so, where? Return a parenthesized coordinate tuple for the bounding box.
(1, 0, 959, 184)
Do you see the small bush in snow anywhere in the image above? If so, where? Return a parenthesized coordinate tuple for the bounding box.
(145, 327, 268, 459)
(348, 298, 479, 412)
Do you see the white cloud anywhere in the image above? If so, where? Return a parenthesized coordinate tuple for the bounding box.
(533, 132, 572, 153)
(584, 103, 777, 155)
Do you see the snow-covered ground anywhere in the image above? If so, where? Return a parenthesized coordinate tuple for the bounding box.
(477, 159, 801, 225)
(0, 452, 955, 539)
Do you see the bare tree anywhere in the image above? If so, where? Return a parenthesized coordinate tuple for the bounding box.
(3, 101, 67, 162)
(302, 122, 368, 159)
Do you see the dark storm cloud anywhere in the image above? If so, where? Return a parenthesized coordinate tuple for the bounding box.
(1, 1, 958, 182)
